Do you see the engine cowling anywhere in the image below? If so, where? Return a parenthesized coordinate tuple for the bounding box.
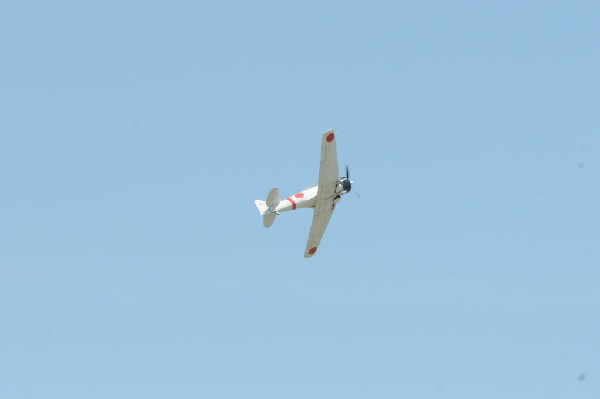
(342, 178, 351, 193)
(335, 178, 353, 196)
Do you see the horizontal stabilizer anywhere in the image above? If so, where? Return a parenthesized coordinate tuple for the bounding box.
(263, 212, 276, 228)
(255, 187, 280, 228)
(266, 188, 280, 209)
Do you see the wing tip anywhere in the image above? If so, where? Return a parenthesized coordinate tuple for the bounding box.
(323, 129, 335, 143)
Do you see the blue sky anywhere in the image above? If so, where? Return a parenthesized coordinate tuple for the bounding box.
(1, 1, 599, 398)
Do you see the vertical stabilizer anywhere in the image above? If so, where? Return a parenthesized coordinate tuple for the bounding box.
(255, 188, 280, 228)
(254, 200, 268, 216)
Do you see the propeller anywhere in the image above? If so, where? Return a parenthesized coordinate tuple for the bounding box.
(342, 165, 359, 198)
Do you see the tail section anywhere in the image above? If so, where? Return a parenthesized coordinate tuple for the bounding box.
(255, 188, 280, 228)
(263, 212, 276, 228)
(266, 188, 280, 209)
(254, 200, 268, 216)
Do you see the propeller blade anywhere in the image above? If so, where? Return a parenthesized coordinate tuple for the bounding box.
(353, 189, 361, 199)
(345, 165, 350, 179)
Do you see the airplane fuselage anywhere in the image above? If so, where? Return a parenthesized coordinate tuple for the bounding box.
(275, 185, 319, 213)
(274, 179, 351, 214)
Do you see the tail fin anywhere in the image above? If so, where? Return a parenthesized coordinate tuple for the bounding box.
(254, 200, 268, 216)
(255, 188, 280, 228)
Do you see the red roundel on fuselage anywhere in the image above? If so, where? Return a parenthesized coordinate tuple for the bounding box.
(326, 132, 335, 142)
(294, 193, 304, 198)
(309, 247, 317, 255)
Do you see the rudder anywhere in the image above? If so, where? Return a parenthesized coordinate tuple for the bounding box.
(254, 200, 268, 216)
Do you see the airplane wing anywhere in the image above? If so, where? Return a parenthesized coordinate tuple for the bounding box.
(304, 129, 339, 258)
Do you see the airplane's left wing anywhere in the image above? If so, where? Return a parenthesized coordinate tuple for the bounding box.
(304, 204, 334, 258)
(304, 129, 339, 258)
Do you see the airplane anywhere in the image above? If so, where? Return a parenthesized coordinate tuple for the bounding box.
(254, 129, 353, 258)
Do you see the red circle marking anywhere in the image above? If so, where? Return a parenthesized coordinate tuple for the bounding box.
(309, 247, 317, 255)
(326, 132, 335, 142)
(294, 193, 304, 198)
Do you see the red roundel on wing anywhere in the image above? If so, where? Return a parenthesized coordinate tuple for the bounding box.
(309, 247, 317, 255)
(326, 132, 335, 142)
(294, 193, 304, 198)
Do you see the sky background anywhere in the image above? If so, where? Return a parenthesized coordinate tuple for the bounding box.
(1, 1, 599, 398)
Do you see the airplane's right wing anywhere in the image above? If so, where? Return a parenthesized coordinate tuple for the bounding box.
(304, 129, 339, 258)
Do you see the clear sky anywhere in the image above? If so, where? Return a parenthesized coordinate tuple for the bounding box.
(1, 1, 599, 398)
